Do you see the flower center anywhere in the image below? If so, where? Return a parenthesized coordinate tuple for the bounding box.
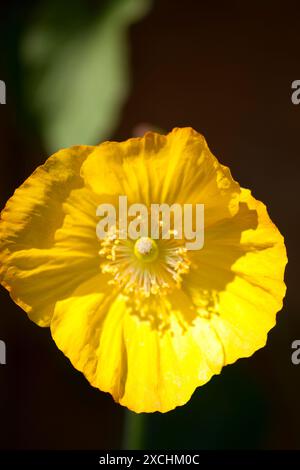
(134, 237, 158, 262)
(98, 226, 190, 297)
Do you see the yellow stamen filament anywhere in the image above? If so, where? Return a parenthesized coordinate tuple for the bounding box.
(99, 226, 190, 298)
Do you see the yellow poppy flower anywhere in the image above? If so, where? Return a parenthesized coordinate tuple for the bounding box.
(0, 127, 287, 413)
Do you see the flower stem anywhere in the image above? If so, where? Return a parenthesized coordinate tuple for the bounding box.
(122, 410, 146, 450)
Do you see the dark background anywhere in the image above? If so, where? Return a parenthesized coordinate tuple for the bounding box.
(0, 0, 299, 450)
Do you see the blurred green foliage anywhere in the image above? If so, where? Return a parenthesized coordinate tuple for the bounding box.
(21, 0, 151, 152)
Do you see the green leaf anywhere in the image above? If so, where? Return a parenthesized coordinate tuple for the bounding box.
(21, 0, 151, 152)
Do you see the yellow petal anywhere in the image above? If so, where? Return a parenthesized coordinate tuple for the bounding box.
(187, 188, 287, 364)
(51, 283, 223, 413)
(81, 127, 240, 226)
(0, 146, 100, 326)
(120, 292, 224, 413)
(50, 274, 127, 397)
